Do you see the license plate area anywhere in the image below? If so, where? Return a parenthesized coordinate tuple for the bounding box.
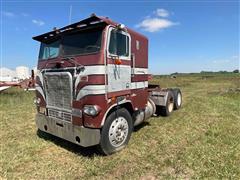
(48, 108, 72, 122)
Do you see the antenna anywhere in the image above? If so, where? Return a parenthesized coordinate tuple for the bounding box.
(69, 5, 72, 24)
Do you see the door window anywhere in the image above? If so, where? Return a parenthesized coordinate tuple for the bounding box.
(108, 29, 130, 58)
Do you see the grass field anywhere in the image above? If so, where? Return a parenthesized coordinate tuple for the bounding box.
(1, 74, 240, 179)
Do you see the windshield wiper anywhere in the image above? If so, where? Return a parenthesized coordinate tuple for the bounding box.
(61, 57, 85, 73)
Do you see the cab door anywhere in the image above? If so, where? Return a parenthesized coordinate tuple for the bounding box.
(106, 27, 131, 96)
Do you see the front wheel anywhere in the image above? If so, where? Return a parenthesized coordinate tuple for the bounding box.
(99, 108, 133, 155)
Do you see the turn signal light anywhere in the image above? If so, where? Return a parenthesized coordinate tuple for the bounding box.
(111, 96, 116, 102)
(39, 107, 46, 114)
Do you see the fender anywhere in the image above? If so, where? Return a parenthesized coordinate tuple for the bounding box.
(149, 90, 169, 106)
(101, 100, 133, 127)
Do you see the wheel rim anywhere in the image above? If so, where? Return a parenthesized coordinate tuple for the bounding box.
(177, 93, 182, 106)
(109, 116, 129, 147)
(168, 102, 174, 112)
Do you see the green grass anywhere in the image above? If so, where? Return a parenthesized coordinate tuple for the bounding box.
(1, 73, 240, 179)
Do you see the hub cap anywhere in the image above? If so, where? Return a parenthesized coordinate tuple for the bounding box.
(109, 117, 129, 147)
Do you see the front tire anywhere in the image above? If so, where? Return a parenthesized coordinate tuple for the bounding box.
(99, 108, 133, 155)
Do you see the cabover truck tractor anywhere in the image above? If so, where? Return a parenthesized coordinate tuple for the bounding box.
(33, 14, 182, 155)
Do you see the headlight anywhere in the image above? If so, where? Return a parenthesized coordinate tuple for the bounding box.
(83, 105, 101, 117)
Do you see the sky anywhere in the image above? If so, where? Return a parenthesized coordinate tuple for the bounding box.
(1, 0, 239, 74)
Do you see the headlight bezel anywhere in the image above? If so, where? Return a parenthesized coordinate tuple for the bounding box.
(83, 105, 101, 117)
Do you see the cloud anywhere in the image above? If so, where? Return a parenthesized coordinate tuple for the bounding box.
(15, 27, 28, 31)
(137, 18, 178, 32)
(213, 59, 230, 64)
(136, 8, 179, 32)
(1, 11, 15, 17)
(231, 55, 239, 60)
(213, 55, 239, 64)
(32, 19, 45, 26)
(155, 8, 169, 17)
(21, 13, 29, 17)
(1, 11, 30, 18)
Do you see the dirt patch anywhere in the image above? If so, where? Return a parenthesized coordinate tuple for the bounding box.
(140, 174, 157, 180)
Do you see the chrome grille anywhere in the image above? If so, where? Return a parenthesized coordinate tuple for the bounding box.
(48, 109, 72, 122)
(44, 72, 72, 111)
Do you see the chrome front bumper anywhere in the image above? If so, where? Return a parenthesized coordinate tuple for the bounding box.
(35, 113, 100, 147)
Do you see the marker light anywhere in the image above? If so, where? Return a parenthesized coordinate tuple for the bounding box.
(115, 59, 122, 65)
(34, 98, 41, 105)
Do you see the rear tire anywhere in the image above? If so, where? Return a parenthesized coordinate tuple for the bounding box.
(156, 90, 174, 116)
(98, 108, 133, 155)
(172, 88, 182, 110)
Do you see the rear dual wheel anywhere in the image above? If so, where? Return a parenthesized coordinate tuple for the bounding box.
(156, 90, 174, 116)
(172, 88, 182, 110)
(156, 89, 182, 117)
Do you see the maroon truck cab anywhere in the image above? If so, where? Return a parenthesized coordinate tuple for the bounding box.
(33, 14, 182, 155)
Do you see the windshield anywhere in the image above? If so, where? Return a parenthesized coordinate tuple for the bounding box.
(62, 29, 102, 56)
(38, 29, 103, 60)
(39, 40, 60, 60)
